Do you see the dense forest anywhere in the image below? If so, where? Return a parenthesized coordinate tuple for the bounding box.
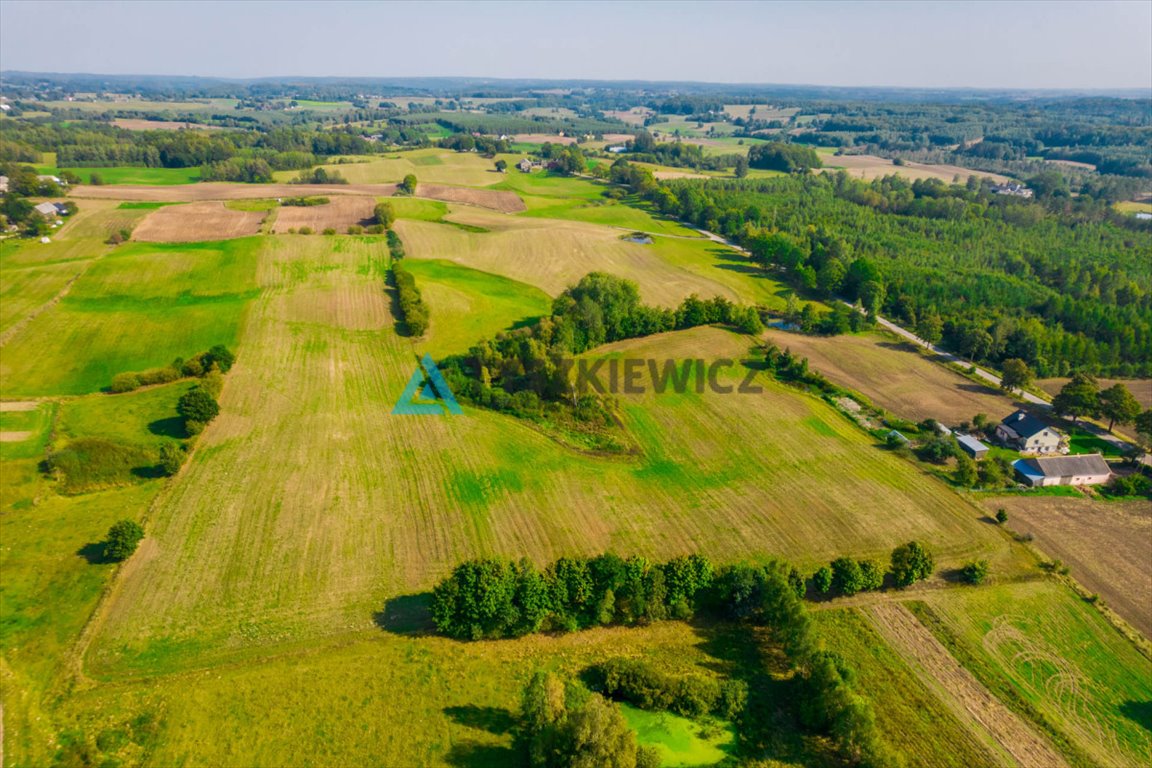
(611, 161, 1152, 377)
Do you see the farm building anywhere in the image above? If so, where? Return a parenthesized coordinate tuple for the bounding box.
(0, 175, 8, 192)
(956, 434, 989, 460)
(36, 174, 64, 185)
(33, 201, 61, 219)
(991, 182, 1033, 198)
(517, 159, 533, 173)
(995, 410, 1064, 454)
(886, 429, 910, 445)
(1012, 454, 1111, 487)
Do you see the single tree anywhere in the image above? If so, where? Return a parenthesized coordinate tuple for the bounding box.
(398, 174, 418, 195)
(954, 453, 978, 487)
(494, 159, 507, 173)
(159, 443, 184, 476)
(1051, 372, 1099, 423)
(995, 508, 1009, 524)
(813, 565, 833, 594)
(830, 557, 864, 596)
(890, 541, 934, 588)
(733, 156, 749, 178)
(105, 520, 144, 561)
(999, 358, 1033, 392)
(374, 201, 395, 229)
(177, 388, 220, 428)
(959, 560, 989, 585)
(1097, 383, 1141, 432)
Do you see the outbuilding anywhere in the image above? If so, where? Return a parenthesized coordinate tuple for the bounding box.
(956, 433, 989, 460)
(1012, 453, 1112, 487)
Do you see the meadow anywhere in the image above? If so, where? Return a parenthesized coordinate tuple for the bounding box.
(38, 165, 202, 185)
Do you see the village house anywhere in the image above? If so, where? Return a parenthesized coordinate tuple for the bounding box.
(1012, 454, 1111, 487)
(990, 182, 1033, 198)
(33, 201, 61, 219)
(995, 410, 1064, 454)
(956, 433, 989, 460)
(0, 175, 8, 193)
(517, 158, 533, 173)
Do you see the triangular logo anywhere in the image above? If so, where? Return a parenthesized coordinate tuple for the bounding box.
(392, 354, 463, 415)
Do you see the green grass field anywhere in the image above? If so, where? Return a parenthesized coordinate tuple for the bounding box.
(39, 165, 202, 185)
(620, 705, 735, 766)
(913, 581, 1152, 767)
(0, 238, 260, 396)
(403, 259, 552, 357)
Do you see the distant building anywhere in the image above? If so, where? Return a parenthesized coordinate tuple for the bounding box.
(956, 433, 990, 460)
(37, 174, 63, 185)
(1013, 454, 1111, 487)
(990, 182, 1033, 198)
(517, 158, 533, 173)
(886, 429, 910, 445)
(0, 175, 8, 193)
(607, 145, 627, 153)
(34, 201, 60, 218)
(995, 410, 1064, 454)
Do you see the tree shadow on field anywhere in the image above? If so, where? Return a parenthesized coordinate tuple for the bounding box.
(1119, 700, 1152, 734)
(148, 417, 186, 439)
(77, 541, 109, 565)
(444, 705, 516, 735)
(130, 464, 167, 480)
(373, 592, 435, 635)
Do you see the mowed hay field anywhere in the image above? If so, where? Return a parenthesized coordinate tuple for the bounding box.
(396, 210, 793, 310)
(985, 495, 1152, 639)
(271, 196, 376, 233)
(272, 148, 507, 187)
(817, 152, 1013, 184)
(913, 582, 1152, 767)
(133, 201, 266, 242)
(1, 238, 260, 396)
(85, 235, 1005, 677)
(1038, 377, 1152, 409)
(761, 328, 1025, 424)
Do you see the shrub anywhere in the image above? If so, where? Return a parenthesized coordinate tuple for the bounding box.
(392, 261, 429, 336)
(204, 344, 235, 373)
(347, 225, 363, 235)
(374, 201, 395, 228)
(177, 388, 219, 427)
(891, 541, 934, 588)
(858, 559, 885, 591)
(159, 443, 184, 476)
(109, 372, 141, 393)
(830, 557, 864, 596)
(185, 420, 206, 436)
(323, 227, 336, 236)
(299, 226, 314, 235)
(105, 520, 144, 561)
(45, 438, 155, 494)
(959, 560, 989, 585)
(596, 658, 743, 720)
(813, 565, 833, 594)
(364, 224, 384, 234)
(138, 366, 181, 386)
(995, 508, 1009, 524)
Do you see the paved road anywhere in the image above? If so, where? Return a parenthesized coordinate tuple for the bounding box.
(696, 227, 1134, 453)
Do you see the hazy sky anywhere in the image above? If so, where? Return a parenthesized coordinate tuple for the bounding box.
(1, 0, 1150, 90)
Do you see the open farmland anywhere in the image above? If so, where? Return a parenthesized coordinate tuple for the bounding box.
(0, 238, 260, 395)
(111, 118, 219, 131)
(985, 495, 1152, 639)
(1037, 377, 1152, 409)
(133, 201, 266, 241)
(912, 582, 1152, 768)
(817, 152, 1013, 184)
(273, 149, 507, 187)
(83, 234, 1007, 677)
(271, 195, 376, 233)
(761, 328, 1025, 424)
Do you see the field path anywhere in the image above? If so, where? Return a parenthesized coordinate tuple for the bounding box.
(0, 269, 86, 348)
(866, 602, 1068, 768)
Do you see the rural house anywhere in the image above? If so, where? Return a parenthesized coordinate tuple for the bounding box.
(33, 201, 61, 219)
(1012, 454, 1111, 487)
(956, 433, 989, 460)
(991, 182, 1033, 198)
(517, 158, 533, 173)
(0, 175, 8, 193)
(995, 410, 1064, 454)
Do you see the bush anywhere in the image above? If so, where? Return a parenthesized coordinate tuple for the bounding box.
(322, 227, 336, 236)
(104, 520, 144, 561)
(109, 372, 141, 393)
(995, 508, 1009, 524)
(177, 388, 219, 427)
(891, 541, 934, 588)
(347, 225, 363, 235)
(813, 565, 833, 594)
(959, 560, 989, 585)
(299, 226, 314, 235)
(45, 438, 155, 494)
(374, 201, 395, 228)
(159, 443, 184, 476)
(392, 261, 429, 336)
(830, 557, 864, 596)
(596, 658, 744, 720)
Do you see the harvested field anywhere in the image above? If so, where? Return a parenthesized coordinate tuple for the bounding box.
(818, 153, 1012, 184)
(652, 170, 711, 180)
(70, 182, 397, 202)
(133, 202, 265, 242)
(513, 133, 578, 145)
(604, 109, 652, 125)
(866, 603, 1067, 768)
(761, 329, 1025, 424)
(413, 183, 526, 213)
(986, 495, 1152, 639)
(112, 118, 218, 131)
(0, 431, 33, 442)
(1038, 377, 1152, 410)
(272, 196, 376, 233)
(0, 401, 38, 412)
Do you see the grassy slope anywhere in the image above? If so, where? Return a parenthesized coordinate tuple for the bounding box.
(403, 259, 552, 358)
(38, 166, 201, 185)
(915, 581, 1152, 767)
(0, 238, 260, 396)
(273, 148, 503, 187)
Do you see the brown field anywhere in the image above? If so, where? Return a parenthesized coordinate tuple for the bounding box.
(652, 170, 711, 180)
(604, 109, 651, 125)
(69, 183, 525, 214)
(1046, 159, 1096, 171)
(866, 603, 1068, 768)
(514, 133, 578, 145)
(132, 202, 266, 242)
(272, 196, 376, 233)
(414, 183, 526, 213)
(985, 496, 1152, 639)
(819, 154, 1013, 184)
(761, 329, 1024, 424)
(1038, 378, 1152, 410)
(723, 104, 800, 120)
(112, 118, 218, 131)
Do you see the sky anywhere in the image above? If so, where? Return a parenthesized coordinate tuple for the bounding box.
(1, 0, 1150, 90)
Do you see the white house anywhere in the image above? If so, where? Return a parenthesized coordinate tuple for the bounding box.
(1013, 454, 1111, 487)
(34, 201, 60, 218)
(995, 410, 1064, 454)
(517, 158, 533, 173)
